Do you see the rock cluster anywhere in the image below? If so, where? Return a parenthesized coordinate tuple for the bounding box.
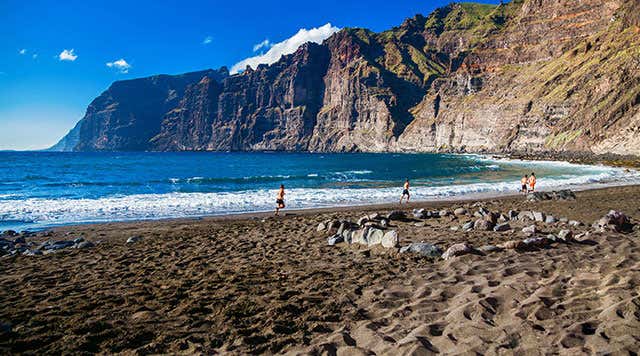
(1, 232, 95, 257)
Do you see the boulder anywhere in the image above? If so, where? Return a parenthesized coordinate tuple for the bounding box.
(399, 243, 443, 258)
(327, 220, 341, 234)
(508, 210, 519, 220)
(387, 211, 406, 220)
(557, 230, 573, 241)
(441, 243, 474, 260)
(327, 235, 344, 246)
(501, 240, 524, 250)
(366, 228, 385, 246)
(595, 210, 630, 232)
(357, 216, 369, 227)
(439, 210, 450, 217)
(522, 225, 538, 235)
(493, 223, 511, 232)
(559, 217, 569, 223)
(412, 209, 427, 219)
(545, 215, 557, 224)
(342, 229, 354, 244)
(379, 219, 389, 228)
(22, 249, 43, 256)
(381, 231, 399, 248)
(518, 211, 534, 221)
(75, 241, 95, 249)
(522, 237, 551, 248)
(569, 220, 583, 227)
(352, 228, 369, 245)
(552, 190, 576, 200)
(454, 208, 468, 216)
(478, 245, 503, 253)
(462, 221, 475, 232)
(126, 236, 142, 244)
(527, 192, 552, 201)
(368, 213, 381, 221)
(498, 214, 509, 223)
(532, 211, 546, 222)
(474, 219, 494, 231)
(317, 222, 327, 232)
(73, 237, 85, 244)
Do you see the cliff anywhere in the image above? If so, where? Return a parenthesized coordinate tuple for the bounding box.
(52, 0, 640, 155)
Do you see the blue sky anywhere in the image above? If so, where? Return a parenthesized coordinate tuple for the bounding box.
(0, 0, 499, 150)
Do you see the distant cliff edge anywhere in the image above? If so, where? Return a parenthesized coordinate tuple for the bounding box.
(52, 0, 640, 155)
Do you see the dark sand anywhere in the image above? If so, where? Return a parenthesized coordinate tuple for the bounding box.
(1, 185, 640, 354)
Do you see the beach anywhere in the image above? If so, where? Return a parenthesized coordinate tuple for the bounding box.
(1, 184, 639, 354)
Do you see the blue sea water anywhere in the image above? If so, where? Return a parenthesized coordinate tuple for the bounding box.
(0, 151, 638, 231)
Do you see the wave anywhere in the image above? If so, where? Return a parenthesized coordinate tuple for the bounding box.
(2, 165, 638, 229)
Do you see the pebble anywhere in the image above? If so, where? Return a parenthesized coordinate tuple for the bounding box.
(381, 230, 399, 248)
(327, 235, 344, 246)
(442, 243, 474, 260)
(399, 243, 443, 258)
(317, 222, 326, 232)
(454, 208, 468, 216)
(75, 241, 95, 249)
(545, 215, 557, 224)
(533, 211, 546, 222)
(126, 236, 142, 244)
(387, 211, 406, 220)
(522, 225, 538, 235)
(494, 222, 511, 232)
(462, 221, 474, 232)
(557, 229, 573, 241)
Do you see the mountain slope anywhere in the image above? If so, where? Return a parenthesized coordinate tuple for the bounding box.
(53, 0, 640, 155)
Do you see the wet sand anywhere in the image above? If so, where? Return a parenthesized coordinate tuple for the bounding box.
(1, 185, 640, 354)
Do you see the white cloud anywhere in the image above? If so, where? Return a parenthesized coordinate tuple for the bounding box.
(202, 36, 213, 44)
(230, 23, 340, 74)
(32, 54, 38, 59)
(253, 39, 272, 52)
(58, 49, 77, 61)
(19, 49, 26, 55)
(106, 58, 131, 73)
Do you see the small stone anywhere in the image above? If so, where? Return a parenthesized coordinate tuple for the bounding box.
(357, 216, 369, 227)
(508, 210, 519, 220)
(352, 228, 369, 245)
(518, 211, 534, 221)
(557, 230, 573, 241)
(462, 221, 474, 231)
(317, 222, 326, 232)
(450, 226, 459, 231)
(493, 222, 511, 232)
(569, 220, 583, 227)
(439, 209, 450, 217)
(498, 214, 509, 223)
(76, 241, 95, 249)
(327, 235, 344, 246)
(478, 245, 503, 253)
(368, 213, 381, 221)
(73, 237, 85, 244)
(522, 225, 538, 235)
(559, 217, 569, 223)
(337, 222, 346, 235)
(22, 249, 43, 256)
(442, 243, 474, 260)
(412, 208, 427, 219)
(381, 230, 399, 248)
(545, 215, 557, 224)
(126, 236, 142, 244)
(474, 219, 494, 231)
(387, 211, 406, 220)
(414, 222, 426, 227)
(399, 243, 443, 258)
(366, 228, 385, 246)
(454, 208, 468, 216)
(533, 212, 546, 222)
(379, 219, 389, 228)
(501, 240, 524, 250)
(522, 237, 551, 248)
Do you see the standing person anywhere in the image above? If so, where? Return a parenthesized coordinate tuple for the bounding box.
(521, 174, 529, 195)
(528, 172, 536, 193)
(399, 179, 410, 204)
(275, 184, 285, 216)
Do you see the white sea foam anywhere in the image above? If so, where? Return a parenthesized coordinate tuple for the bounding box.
(1, 161, 638, 229)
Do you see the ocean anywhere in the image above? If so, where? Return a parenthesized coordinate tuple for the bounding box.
(0, 151, 638, 231)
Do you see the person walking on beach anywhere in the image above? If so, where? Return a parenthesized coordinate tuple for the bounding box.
(528, 172, 536, 193)
(275, 184, 286, 216)
(521, 174, 529, 195)
(400, 179, 410, 204)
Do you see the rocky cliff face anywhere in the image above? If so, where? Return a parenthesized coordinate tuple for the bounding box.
(53, 0, 640, 155)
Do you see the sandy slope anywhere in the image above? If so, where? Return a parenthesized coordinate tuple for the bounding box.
(1, 186, 639, 354)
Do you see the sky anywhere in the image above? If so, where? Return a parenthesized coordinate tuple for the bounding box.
(0, 0, 500, 150)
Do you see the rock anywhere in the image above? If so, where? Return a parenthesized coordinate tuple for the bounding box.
(352, 228, 369, 245)
(522, 225, 538, 235)
(508, 210, 519, 220)
(595, 210, 630, 232)
(501, 240, 524, 250)
(454, 208, 468, 216)
(557, 229, 574, 241)
(357, 216, 369, 227)
(1, 230, 18, 237)
(366, 228, 385, 246)
(527, 192, 552, 201)
(412, 208, 427, 219)
(559, 217, 569, 223)
(477, 207, 490, 216)
(429, 211, 440, 218)
(317, 222, 326, 232)
(414, 222, 426, 227)
(72, 237, 84, 244)
(462, 221, 474, 231)
(379, 219, 389, 228)
(381, 231, 399, 248)
(493, 223, 511, 232)
(552, 189, 576, 200)
(473, 211, 484, 218)
(327, 220, 341, 234)
(532, 211, 546, 222)
(484, 212, 499, 224)
(75, 241, 95, 249)
(450, 226, 460, 231)
(474, 219, 494, 231)
(45, 240, 75, 250)
(498, 214, 509, 223)
(545, 215, 557, 224)
(517, 211, 534, 221)
(522, 237, 551, 248)
(368, 213, 381, 221)
(126, 236, 142, 244)
(327, 235, 344, 246)
(442, 243, 474, 260)
(22, 249, 43, 256)
(439, 209, 450, 217)
(569, 220, 583, 227)
(387, 211, 406, 220)
(478, 245, 503, 253)
(337, 222, 347, 235)
(13, 236, 26, 244)
(399, 243, 443, 258)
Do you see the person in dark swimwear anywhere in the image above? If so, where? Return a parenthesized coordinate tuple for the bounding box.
(275, 184, 285, 216)
(521, 174, 529, 195)
(399, 179, 410, 204)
